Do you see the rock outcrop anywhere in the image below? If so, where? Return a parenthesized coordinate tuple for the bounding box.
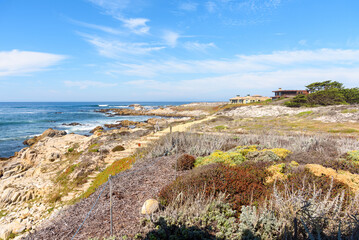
(23, 128, 67, 146)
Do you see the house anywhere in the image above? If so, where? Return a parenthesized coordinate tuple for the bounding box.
(229, 95, 271, 104)
(272, 88, 309, 100)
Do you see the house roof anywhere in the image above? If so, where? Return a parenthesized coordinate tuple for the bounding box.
(272, 90, 308, 92)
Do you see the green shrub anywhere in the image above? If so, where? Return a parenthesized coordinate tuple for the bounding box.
(341, 109, 359, 113)
(307, 88, 347, 106)
(284, 94, 308, 107)
(297, 110, 313, 117)
(67, 147, 74, 153)
(89, 143, 101, 153)
(341, 87, 359, 104)
(194, 146, 291, 167)
(175, 154, 196, 171)
(347, 150, 359, 164)
(214, 125, 227, 131)
(195, 150, 245, 167)
(112, 145, 125, 152)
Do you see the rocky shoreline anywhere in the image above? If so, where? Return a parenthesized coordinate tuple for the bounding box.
(0, 102, 222, 239)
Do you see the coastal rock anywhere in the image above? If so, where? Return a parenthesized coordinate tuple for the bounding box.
(0, 226, 11, 240)
(62, 122, 82, 126)
(141, 199, 159, 215)
(90, 126, 104, 133)
(117, 120, 136, 127)
(23, 128, 67, 146)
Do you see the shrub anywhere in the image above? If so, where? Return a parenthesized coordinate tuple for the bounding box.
(112, 145, 125, 152)
(272, 167, 350, 198)
(142, 193, 240, 239)
(144, 132, 242, 158)
(284, 94, 308, 107)
(175, 154, 196, 171)
(297, 110, 313, 117)
(88, 143, 101, 152)
(195, 146, 291, 167)
(195, 150, 245, 167)
(214, 125, 227, 131)
(67, 147, 74, 153)
(341, 87, 359, 104)
(307, 88, 347, 106)
(159, 163, 269, 213)
(346, 150, 359, 164)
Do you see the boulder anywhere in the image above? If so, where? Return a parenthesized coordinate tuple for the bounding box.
(118, 120, 136, 127)
(0, 225, 11, 240)
(23, 128, 67, 146)
(141, 199, 159, 215)
(11, 220, 26, 234)
(90, 126, 104, 133)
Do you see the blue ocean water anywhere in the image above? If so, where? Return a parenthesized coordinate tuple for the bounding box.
(0, 102, 188, 158)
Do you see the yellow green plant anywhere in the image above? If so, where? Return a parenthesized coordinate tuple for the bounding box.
(81, 156, 136, 199)
(195, 150, 245, 167)
(195, 145, 291, 167)
(347, 150, 359, 164)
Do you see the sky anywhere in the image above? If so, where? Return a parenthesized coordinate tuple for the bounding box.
(0, 0, 359, 102)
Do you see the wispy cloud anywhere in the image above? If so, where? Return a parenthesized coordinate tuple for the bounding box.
(115, 48, 359, 98)
(124, 67, 359, 99)
(81, 34, 165, 58)
(120, 18, 150, 34)
(107, 48, 359, 78)
(183, 41, 216, 52)
(163, 31, 180, 47)
(70, 19, 122, 35)
(87, 0, 130, 16)
(64, 80, 117, 89)
(0, 50, 66, 77)
(179, 2, 198, 11)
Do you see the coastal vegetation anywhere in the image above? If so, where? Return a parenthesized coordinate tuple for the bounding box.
(2, 100, 359, 239)
(285, 80, 359, 107)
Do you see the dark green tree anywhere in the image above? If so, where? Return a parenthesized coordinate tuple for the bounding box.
(306, 80, 344, 93)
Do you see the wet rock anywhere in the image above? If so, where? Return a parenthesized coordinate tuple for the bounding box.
(62, 122, 82, 126)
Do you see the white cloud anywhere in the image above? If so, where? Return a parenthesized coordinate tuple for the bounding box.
(123, 67, 359, 99)
(0, 50, 66, 77)
(110, 49, 359, 83)
(179, 2, 198, 11)
(115, 48, 359, 99)
(70, 19, 122, 35)
(163, 31, 180, 47)
(183, 41, 216, 52)
(82, 34, 165, 58)
(64, 80, 117, 89)
(120, 18, 150, 34)
(87, 0, 130, 15)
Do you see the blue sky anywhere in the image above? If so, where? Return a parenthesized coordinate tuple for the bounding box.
(0, 0, 359, 101)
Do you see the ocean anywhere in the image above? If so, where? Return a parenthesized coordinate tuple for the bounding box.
(0, 102, 188, 158)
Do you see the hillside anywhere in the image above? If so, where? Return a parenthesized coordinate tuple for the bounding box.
(16, 103, 359, 240)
